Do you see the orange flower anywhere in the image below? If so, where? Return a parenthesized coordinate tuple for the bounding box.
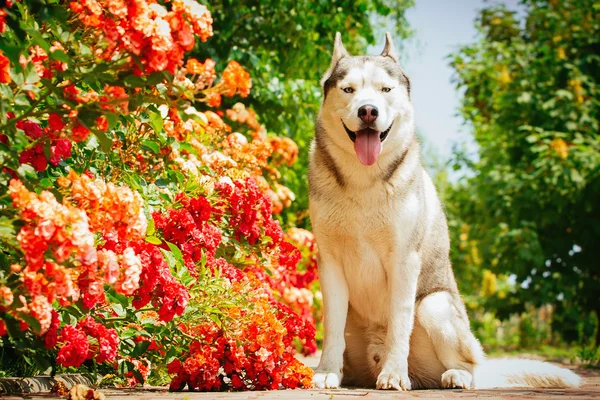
(0, 50, 11, 84)
(29, 295, 53, 334)
(221, 61, 252, 97)
(100, 85, 129, 113)
(206, 92, 221, 107)
(172, 0, 213, 42)
(0, 286, 13, 307)
(186, 58, 203, 74)
(66, 172, 147, 240)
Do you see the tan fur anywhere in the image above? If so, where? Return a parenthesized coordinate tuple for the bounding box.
(310, 32, 581, 391)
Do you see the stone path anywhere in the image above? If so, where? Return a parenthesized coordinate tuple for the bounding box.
(4, 354, 600, 399)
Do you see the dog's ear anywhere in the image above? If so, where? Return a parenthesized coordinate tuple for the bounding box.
(330, 32, 348, 69)
(321, 32, 349, 91)
(381, 32, 399, 62)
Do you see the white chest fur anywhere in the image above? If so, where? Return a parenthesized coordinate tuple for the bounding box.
(311, 178, 420, 326)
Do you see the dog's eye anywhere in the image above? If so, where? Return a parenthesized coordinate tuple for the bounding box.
(342, 87, 354, 94)
(382, 87, 392, 93)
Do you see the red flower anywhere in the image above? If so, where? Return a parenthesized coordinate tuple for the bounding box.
(19, 144, 48, 171)
(95, 116, 108, 132)
(63, 84, 81, 100)
(50, 139, 72, 165)
(231, 374, 244, 389)
(78, 316, 119, 363)
(0, 50, 10, 84)
(48, 113, 66, 132)
(71, 121, 91, 142)
(16, 121, 44, 139)
(167, 359, 182, 374)
(43, 310, 61, 349)
(56, 325, 89, 368)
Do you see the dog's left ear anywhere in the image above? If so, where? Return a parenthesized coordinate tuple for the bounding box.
(381, 32, 399, 62)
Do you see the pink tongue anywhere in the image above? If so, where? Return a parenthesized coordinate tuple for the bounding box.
(354, 129, 381, 166)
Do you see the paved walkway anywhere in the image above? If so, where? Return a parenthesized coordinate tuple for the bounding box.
(4, 354, 600, 399)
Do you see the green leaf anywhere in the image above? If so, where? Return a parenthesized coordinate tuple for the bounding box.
(49, 50, 70, 63)
(0, 84, 13, 101)
(21, 23, 51, 52)
(146, 217, 155, 236)
(209, 314, 222, 328)
(106, 289, 130, 308)
(148, 110, 164, 133)
(40, 178, 53, 188)
(24, 64, 40, 85)
(94, 130, 113, 152)
(14, 93, 30, 107)
(124, 75, 146, 88)
(141, 140, 160, 154)
(145, 236, 162, 245)
(166, 242, 184, 265)
(129, 341, 151, 358)
(165, 347, 178, 364)
(16, 163, 37, 179)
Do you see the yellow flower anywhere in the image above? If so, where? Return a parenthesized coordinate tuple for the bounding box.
(482, 270, 497, 296)
(498, 65, 511, 84)
(569, 79, 584, 104)
(557, 47, 566, 60)
(550, 138, 569, 159)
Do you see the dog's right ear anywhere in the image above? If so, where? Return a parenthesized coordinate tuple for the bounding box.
(321, 32, 348, 91)
(330, 32, 348, 69)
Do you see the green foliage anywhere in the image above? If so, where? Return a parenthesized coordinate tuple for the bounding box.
(195, 0, 414, 227)
(446, 0, 600, 346)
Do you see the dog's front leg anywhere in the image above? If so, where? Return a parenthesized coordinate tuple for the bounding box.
(376, 251, 420, 390)
(313, 252, 348, 389)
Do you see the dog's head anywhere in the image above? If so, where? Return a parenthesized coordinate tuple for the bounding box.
(319, 32, 413, 166)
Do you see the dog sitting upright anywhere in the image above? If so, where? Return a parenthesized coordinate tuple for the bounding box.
(308, 32, 580, 391)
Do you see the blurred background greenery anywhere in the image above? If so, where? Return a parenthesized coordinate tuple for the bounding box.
(198, 0, 599, 366)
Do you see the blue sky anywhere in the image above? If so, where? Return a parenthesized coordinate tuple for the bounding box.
(376, 0, 522, 165)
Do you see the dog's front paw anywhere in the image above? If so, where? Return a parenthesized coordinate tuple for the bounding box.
(441, 369, 473, 389)
(312, 371, 342, 389)
(376, 370, 411, 390)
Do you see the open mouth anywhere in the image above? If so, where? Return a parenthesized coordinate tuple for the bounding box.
(342, 121, 393, 143)
(341, 120, 394, 166)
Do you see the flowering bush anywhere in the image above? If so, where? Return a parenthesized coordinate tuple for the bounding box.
(0, 0, 317, 390)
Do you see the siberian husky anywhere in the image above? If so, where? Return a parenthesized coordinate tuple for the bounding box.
(308, 32, 581, 390)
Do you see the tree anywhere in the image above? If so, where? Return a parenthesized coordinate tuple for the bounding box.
(447, 0, 600, 345)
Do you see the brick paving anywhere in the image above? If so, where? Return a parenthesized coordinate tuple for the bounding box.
(3, 354, 600, 399)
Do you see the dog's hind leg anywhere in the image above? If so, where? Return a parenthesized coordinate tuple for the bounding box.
(415, 291, 485, 389)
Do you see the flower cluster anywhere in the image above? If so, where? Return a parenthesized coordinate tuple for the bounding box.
(0, 0, 318, 391)
(169, 276, 313, 391)
(70, 0, 213, 74)
(102, 239, 190, 322)
(14, 117, 72, 172)
(153, 193, 221, 273)
(59, 170, 147, 241)
(54, 317, 120, 368)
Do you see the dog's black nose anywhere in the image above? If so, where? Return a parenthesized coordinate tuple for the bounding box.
(358, 105, 378, 123)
